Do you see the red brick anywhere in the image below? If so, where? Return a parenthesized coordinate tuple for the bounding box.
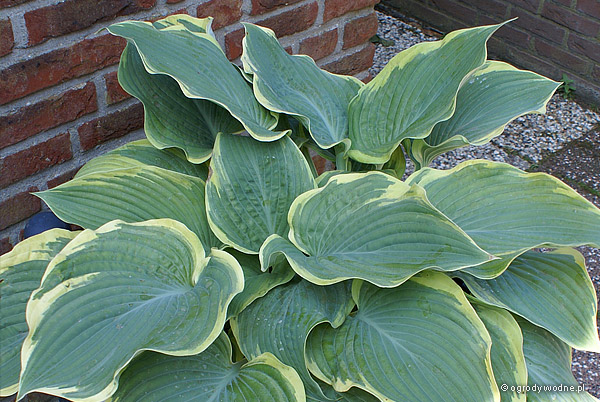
(509, 0, 541, 12)
(505, 45, 561, 79)
(104, 71, 131, 105)
(542, 2, 600, 36)
(197, 0, 242, 30)
(0, 237, 13, 255)
(324, 0, 379, 22)
(492, 21, 531, 49)
(250, 0, 304, 15)
(321, 43, 375, 76)
(225, 28, 245, 60)
(430, 0, 477, 22)
(311, 154, 334, 175)
(255, 2, 318, 38)
(534, 38, 589, 74)
(0, 18, 13, 57)
(0, 83, 97, 150)
(47, 166, 81, 189)
(0, 34, 126, 105)
(511, 8, 566, 44)
(299, 28, 338, 60)
(25, 0, 155, 46)
(0, 134, 72, 189)
(387, 0, 461, 33)
(0, 187, 41, 231)
(568, 33, 600, 63)
(343, 13, 379, 50)
(78, 103, 144, 151)
(577, 0, 600, 20)
(466, 0, 508, 18)
(0, 0, 32, 8)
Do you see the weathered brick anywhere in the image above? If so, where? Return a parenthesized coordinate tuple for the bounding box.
(542, 2, 600, 36)
(385, 0, 461, 33)
(0, 237, 12, 255)
(250, 0, 304, 15)
(592, 65, 600, 82)
(343, 13, 378, 50)
(0, 187, 41, 231)
(0, 83, 97, 150)
(0, 133, 72, 189)
(511, 9, 566, 44)
(255, 2, 318, 38)
(311, 154, 334, 175)
(534, 38, 589, 74)
(104, 71, 131, 105)
(323, 0, 379, 22)
(299, 28, 338, 60)
(505, 45, 561, 79)
(429, 0, 477, 23)
(508, 0, 541, 12)
(0, 34, 126, 105)
(321, 43, 375, 76)
(78, 103, 144, 151)
(197, 0, 242, 30)
(0, 18, 13, 57)
(225, 28, 245, 60)
(0, 0, 32, 8)
(577, 0, 600, 20)
(568, 33, 600, 63)
(491, 20, 531, 49)
(47, 166, 81, 189)
(25, 0, 155, 46)
(465, 0, 508, 18)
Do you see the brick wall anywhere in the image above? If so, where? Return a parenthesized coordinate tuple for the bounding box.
(382, 0, 600, 106)
(0, 0, 379, 255)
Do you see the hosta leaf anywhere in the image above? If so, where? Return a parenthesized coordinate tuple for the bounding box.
(518, 317, 598, 402)
(348, 22, 504, 163)
(241, 23, 363, 149)
(410, 61, 560, 167)
(18, 219, 243, 401)
(226, 250, 295, 319)
(38, 165, 221, 250)
(231, 279, 354, 401)
(306, 272, 500, 401)
(407, 160, 600, 278)
(118, 43, 242, 163)
(470, 299, 527, 402)
(261, 172, 492, 287)
(318, 379, 379, 402)
(75, 139, 208, 180)
(109, 332, 305, 402)
(0, 229, 78, 397)
(107, 16, 286, 141)
(151, 14, 214, 34)
(206, 133, 315, 253)
(460, 249, 600, 352)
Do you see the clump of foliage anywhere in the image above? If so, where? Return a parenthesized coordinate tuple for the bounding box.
(559, 73, 576, 100)
(2, 15, 599, 402)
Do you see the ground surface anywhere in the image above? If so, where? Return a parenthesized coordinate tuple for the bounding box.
(372, 5, 600, 398)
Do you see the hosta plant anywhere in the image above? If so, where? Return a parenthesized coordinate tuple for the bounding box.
(2, 14, 600, 402)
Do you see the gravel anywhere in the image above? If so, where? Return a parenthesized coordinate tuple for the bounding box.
(370, 9, 600, 398)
